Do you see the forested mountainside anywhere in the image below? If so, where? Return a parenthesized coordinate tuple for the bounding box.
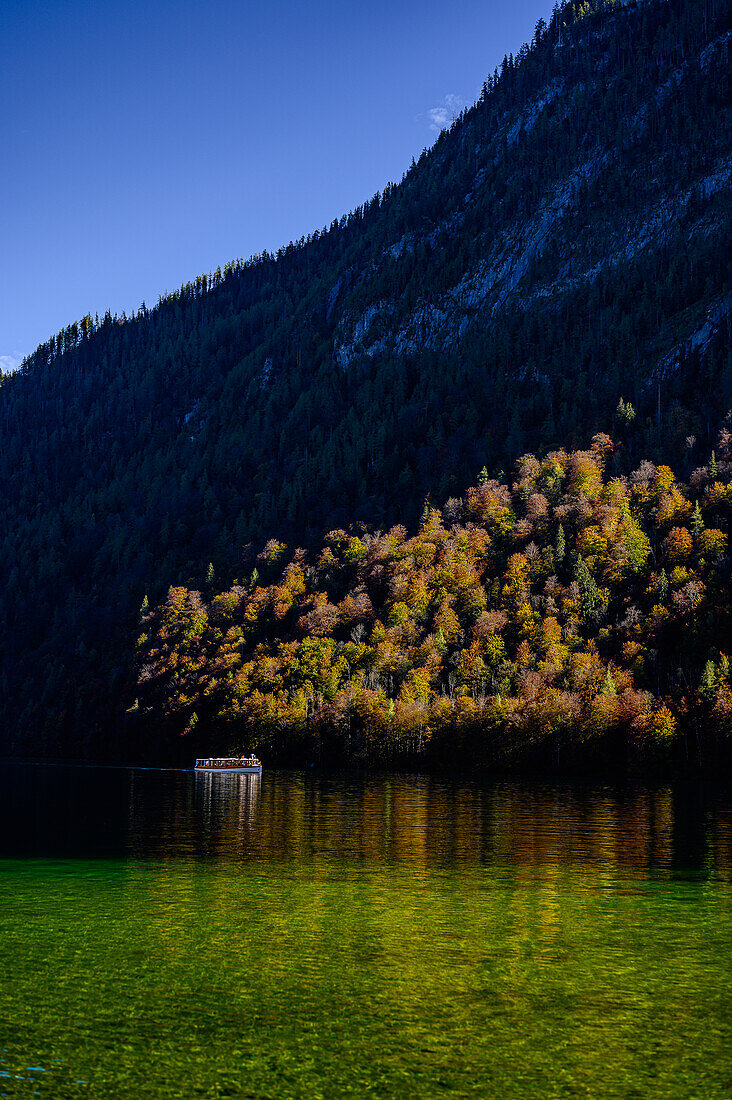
(1, 0, 730, 759)
(136, 434, 732, 772)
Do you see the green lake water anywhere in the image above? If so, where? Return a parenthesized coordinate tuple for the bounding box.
(1, 766, 731, 1098)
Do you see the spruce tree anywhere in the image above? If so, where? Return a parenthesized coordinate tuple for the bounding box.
(699, 660, 716, 701)
(657, 569, 669, 603)
(574, 555, 603, 622)
(690, 501, 704, 541)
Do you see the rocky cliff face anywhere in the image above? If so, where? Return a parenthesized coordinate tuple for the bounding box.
(333, 9, 730, 386)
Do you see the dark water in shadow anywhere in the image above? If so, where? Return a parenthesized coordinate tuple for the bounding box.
(1, 764, 731, 1098)
(2, 763, 731, 875)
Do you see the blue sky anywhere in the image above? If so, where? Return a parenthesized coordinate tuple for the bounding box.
(1, 0, 551, 366)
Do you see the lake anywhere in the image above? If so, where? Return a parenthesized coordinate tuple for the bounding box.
(1, 764, 731, 1098)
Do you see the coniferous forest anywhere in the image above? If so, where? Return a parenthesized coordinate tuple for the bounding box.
(0, 0, 730, 766)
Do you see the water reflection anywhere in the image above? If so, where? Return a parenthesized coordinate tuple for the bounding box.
(194, 770, 261, 852)
(1, 763, 731, 878)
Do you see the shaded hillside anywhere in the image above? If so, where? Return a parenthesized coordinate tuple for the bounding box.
(1, 0, 730, 757)
(136, 432, 732, 772)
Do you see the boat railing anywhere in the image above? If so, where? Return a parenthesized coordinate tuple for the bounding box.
(195, 757, 261, 769)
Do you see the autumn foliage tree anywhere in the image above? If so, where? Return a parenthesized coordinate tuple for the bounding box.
(137, 433, 732, 772)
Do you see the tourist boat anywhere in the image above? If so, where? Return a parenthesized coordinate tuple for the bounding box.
(194, 756, 262, 774)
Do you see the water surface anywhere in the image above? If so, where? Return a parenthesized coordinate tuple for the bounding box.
(1, 765, 731, 1098)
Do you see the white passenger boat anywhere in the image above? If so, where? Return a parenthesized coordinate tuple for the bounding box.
(194, 756, 262, 774)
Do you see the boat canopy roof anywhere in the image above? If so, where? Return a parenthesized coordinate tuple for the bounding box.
(196, 756, 260, 765)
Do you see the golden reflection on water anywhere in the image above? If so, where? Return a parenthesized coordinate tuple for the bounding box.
(115, 768, 732, 882)
(1, 762, 730, 881)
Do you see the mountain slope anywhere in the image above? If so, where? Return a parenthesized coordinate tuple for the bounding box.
(1, 0, 730, 757)
(136, 435, 732, 773)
